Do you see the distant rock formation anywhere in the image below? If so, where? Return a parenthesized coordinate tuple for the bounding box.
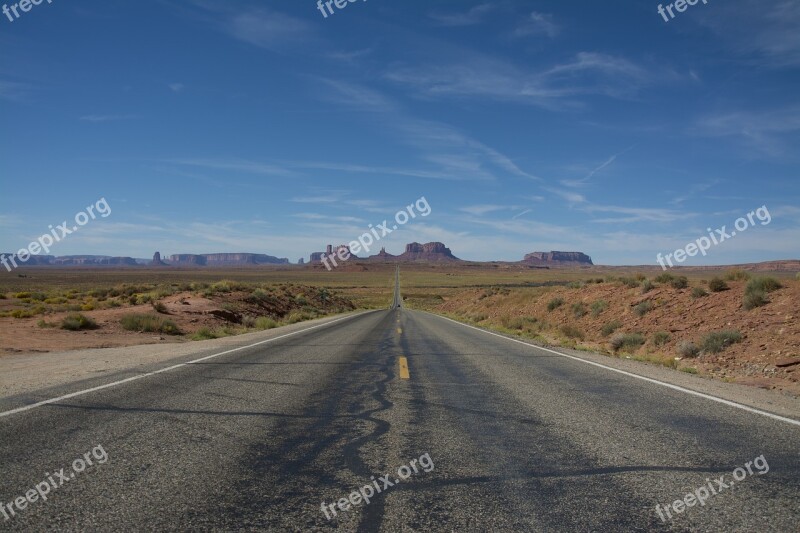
(297, 258, 304, 265)
(170, 254, 207, 266)
(52, 255, 138, 266)
(205, 253, 289, 266)
(368, 247, 398, 262)
(310, 244, 359, 265)
(168, 253, 289, 266)
(396, 242, 460, 262)
(151, 251, 167, 266)
(522, 251, 593, 266)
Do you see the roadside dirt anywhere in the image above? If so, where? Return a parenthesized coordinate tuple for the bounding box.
(432, 278, 800, 397)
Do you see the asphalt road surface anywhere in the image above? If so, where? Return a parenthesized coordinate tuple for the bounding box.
(1, 278, 798, 531)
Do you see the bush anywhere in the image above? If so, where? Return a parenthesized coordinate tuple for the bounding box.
(501, 316, 527, 330)
(610, 333, 645, 352)
(746, 277, 782, 294)
(120, 314, 181, 335)
(670, 276, 689, 289)
(571, 302, 588, 318)
(590, 300, 608, 317)
(254, 316, 279, 330)
(192, 327, 220, 340)
(151, 301, 169, 314)
(653, 331, 671, 346)
(547, 297, 564, 311)
(560, 324, 584, 340)
(640, 280, 654, 294)
(725, 268, 751, 281)
(677, 340, 700, 358)
(601, 320, 622, 337)
(61, 313, 98, 331)
(743, 290, 768, 310)
(566, 281, 584, 289)
(654, 273, 675, 284)
(619, 277, 640, 288)
(633, 301, 654, 317)
(701, 330, 743, 353)
(37, 319, 58, 328)
(708, 277, 728, 292)
(691, 287, 708, 299)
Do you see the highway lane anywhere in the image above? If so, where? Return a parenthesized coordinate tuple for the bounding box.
(1, 303, 798, 530)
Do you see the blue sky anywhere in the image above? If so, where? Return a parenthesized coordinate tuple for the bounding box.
(1, 0, 799, 265)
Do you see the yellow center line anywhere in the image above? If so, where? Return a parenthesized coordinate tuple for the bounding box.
(398, 356, 410, 379)
(397, 327, 402, 334)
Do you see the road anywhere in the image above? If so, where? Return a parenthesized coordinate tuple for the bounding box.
(1, 275, 798, 531)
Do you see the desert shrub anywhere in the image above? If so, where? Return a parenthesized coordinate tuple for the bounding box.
(547, 297, 564, 311)
(610, 333, 645, 352)
(635, 273, 647, 282)
(746, 277, 782, 294)
(14, 292, 32, 299)
(241, 315, 257, 328)
(677, 340, 700, 358)
(618, 277, 640, 288)
(681, 367, 699, 374)
(653, 331, 671, 346)
(571, 302, 588, 318)
(285, 310, 316, 324)
(501, 316, 527, 330)
(601, 320, 622, 337)
(654, 273, 675, 284)
(590, 299, 608, 317)
(640, 279, 654, 294)
(725, 268, 751, 281)
(701, 330, 743, 353)
(61, 313, 98, 331)
(708, 277, 728, 292)
(255, 316, 279, 330)
(120, 313, 181, 335)
(566, 281, 584, 289)
(670, 276, 689, 289)
(560, 324, 584, 340)
(691, 287, 708, 299)
(633, 300, 654, 317)
(152, 301, 169, 314)
(796, 272, 800, 281)
(37, 319, 58, 328)
(742, 290, 768, 310)
(192, 327, 219, 340)
(468, 313, 488, 323)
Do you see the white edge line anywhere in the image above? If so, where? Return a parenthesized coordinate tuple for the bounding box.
(0, 311, 372, 419)
(431, 312, 800, 428)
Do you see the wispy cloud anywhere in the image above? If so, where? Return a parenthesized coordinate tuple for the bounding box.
(560, 145, 634, 188)
(79, 114, 138, 122)
(166, 158, 294, 176)
(512, 12, 560, 39)
(168, 83, 185, 93)
(385, 51, 652, 108)
(429, 4, 494, 27)
(459, 204, 519, 216)
(695, 105, 800, 156)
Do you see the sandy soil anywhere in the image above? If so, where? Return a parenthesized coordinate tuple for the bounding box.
(433, 279, 800, 396)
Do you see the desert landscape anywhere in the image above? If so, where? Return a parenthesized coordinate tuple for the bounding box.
(3, 253, 798, 396)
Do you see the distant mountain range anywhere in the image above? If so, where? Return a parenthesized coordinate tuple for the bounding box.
(1, 243, 593, 268)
